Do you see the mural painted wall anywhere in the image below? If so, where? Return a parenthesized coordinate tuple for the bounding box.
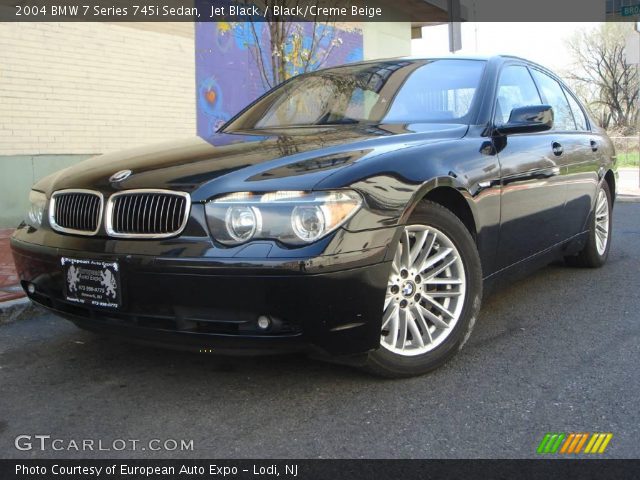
(195, 22, 364, 136)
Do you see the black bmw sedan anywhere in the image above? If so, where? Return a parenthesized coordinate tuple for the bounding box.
(11, 55, 616, 377)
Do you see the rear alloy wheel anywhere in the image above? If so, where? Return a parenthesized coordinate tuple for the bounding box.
(365, 201, 482, 378)
(565, 181, 612, 268)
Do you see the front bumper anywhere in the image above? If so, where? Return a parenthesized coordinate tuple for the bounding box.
(11, 230, 393, 358)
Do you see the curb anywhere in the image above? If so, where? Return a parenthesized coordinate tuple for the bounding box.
(618, 194, 640, 203)
(0, 297, 41, 325)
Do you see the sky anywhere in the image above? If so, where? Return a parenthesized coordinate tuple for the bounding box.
(411, 22, 601, 75)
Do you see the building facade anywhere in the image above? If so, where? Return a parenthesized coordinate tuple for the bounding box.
(0, 21, 412, 227)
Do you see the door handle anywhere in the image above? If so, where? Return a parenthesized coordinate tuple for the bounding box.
(590, 139, 598, 152)
(552, 142, 563, 156)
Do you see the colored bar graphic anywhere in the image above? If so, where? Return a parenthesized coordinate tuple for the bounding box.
(591, 434, 607, 453)
(584, 433, 599, 453)
(598, 433, 613, 453)
(585, 433, 614, 454)
(573, 433, 589, 453)
(537, 433, 613, 454)
(560, 433, 575, 454)
(550, 434, 565, 453)
(544, 434, 557, 453)
(537, 433, 565, 454)
(537, 434, 552, 454)
(567, 433, 582, 453)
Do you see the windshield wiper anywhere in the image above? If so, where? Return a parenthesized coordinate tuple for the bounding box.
(315, 113, 361, 125)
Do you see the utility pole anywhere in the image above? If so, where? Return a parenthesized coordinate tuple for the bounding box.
(447, 0, 462, 53)
(626, 23, 640, 187)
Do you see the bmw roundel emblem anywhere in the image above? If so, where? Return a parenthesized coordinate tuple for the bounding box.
(109, 170, 132, 183)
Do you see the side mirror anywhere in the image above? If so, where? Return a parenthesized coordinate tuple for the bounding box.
(495, 105, 554, 135)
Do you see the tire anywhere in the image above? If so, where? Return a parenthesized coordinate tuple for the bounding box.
(565, 181, 612, 268)
(364, 201, 483, 378)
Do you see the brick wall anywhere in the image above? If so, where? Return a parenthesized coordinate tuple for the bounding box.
(0, 22, 195, 156)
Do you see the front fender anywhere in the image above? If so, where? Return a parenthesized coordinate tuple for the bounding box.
(399, 176, 478, 226)
(321, 138, 502, 276)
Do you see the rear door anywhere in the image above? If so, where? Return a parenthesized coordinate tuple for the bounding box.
(528, 68, 598, 241)
(562, 84, 601, 236)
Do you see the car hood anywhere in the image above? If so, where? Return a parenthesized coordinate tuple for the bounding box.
(40, 123, 468, 202)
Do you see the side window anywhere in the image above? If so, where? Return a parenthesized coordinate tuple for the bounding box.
(530, 69, 576, 131)
(494, 65, 541, 124)
(563, 87, 588, 131)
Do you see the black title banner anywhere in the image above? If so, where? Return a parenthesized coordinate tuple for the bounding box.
(3, 459, 640, 480)
(0, 0, 636, 22)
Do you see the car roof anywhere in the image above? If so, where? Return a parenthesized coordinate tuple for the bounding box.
(342, 54, 545, 68)
(332, 54, 557, 78)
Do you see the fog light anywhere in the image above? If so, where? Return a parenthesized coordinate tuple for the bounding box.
(27, 283, 36, 295)
(257, 315, 271, 330)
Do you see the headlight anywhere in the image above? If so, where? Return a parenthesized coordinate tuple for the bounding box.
(26, 190, 47, 228)
(225, 206, 261, 242)
(206, 190, 362, 246)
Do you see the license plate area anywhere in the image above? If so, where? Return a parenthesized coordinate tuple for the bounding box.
(62, 257, 121, 309)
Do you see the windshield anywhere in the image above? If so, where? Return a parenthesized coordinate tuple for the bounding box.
(224, 59, 486, 130)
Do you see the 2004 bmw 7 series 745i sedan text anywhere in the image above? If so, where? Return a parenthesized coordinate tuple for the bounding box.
(11, 55, 617, 377)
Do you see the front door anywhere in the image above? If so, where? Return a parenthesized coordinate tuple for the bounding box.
(493, 64, 568, 270)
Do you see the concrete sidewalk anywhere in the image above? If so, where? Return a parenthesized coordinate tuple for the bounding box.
(618, 167, 640, 201)
(0, 228, 35, 323)
(0, 229, 23, 302)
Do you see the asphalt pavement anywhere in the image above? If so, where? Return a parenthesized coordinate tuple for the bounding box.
(1, 203, 639, 459)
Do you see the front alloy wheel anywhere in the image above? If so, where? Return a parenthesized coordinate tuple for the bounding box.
(365, 201, 482, 378)
(381, 225, 466, 356)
